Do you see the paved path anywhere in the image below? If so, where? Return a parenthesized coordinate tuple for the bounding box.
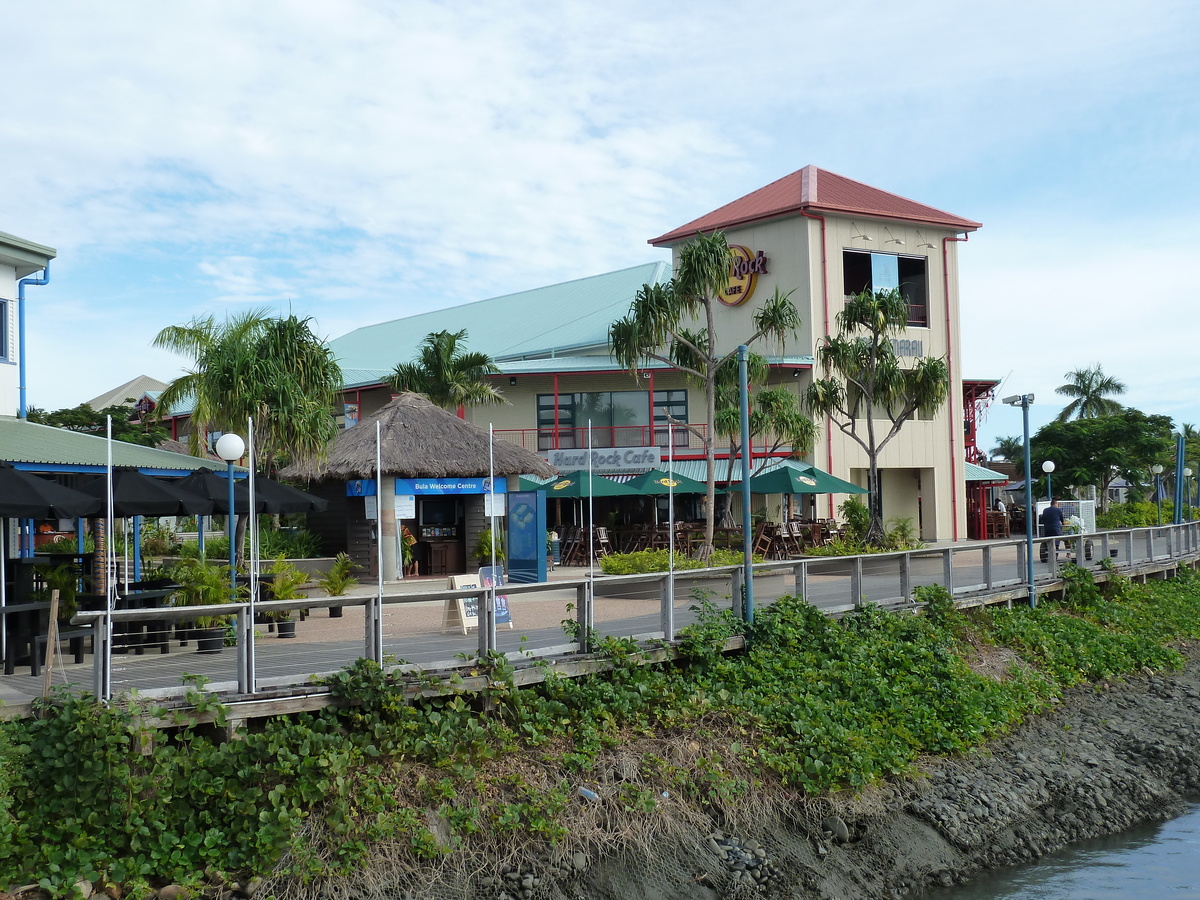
(0, 535, 1163, 707)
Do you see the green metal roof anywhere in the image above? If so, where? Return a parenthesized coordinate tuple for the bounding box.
(964, 461, 1009, 482)
(329, 262, 672, 371)
(498, 354, 813, 376)
(0, 416, 225, 474)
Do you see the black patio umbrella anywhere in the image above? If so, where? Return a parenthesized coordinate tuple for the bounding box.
(174, 469, 266, 515)
(0, 466, 102, 519)
(238, 476, 328, 515)
(77, 470, 215, 518)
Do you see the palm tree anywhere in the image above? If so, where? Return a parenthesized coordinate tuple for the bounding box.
(805, 287, 949, 546)
(154, 310, 343, 473)
(990, 436, 1025, 466)
(1055, 364, 1126, 422)
(154, 310, 343, 563)
(610, 230, 802, 559)
(386, 329, 503, 414)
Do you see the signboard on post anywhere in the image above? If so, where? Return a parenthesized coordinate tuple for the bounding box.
(441, 571, 512, 634)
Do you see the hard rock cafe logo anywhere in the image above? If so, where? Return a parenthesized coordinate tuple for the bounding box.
(721, 245, 769, 307)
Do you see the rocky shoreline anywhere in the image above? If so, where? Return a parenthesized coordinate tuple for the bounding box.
(569, 646, 1200, 899)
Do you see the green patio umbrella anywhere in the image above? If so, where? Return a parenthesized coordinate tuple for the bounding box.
(624, 467, 713, 495)
(733, 461, 868, 495)
(539, 470, 641, 498)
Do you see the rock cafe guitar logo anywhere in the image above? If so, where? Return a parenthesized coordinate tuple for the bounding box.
(720, 245, 768, 307)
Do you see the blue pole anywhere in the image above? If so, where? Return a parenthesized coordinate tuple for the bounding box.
(1021, 397, 1036, 608)
(228, 462, 237, 599)
(738, 345, 754, 624)
(1156, 474, 1162, 526)
(1174, 433, 1185, 525)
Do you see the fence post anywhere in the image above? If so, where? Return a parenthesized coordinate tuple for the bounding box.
(93, 616, 111, 700)
(942, 548, 953, 596)
(1017, 539, 1026, 586)
(237, 606, 252, 694)
(1146, 528, 1155, 562)
(731, 567, 744, 619)
(851, 557, 863, 606)
(576, 583, 590, 653)
(793, 561, 807, 601)
(900, 552, 912, 602)
(982, 545, 992, 589)
(660, 574, 674, 640)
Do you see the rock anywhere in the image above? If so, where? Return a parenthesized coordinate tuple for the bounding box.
(572, 851, 588, 871)
(75, 880, 94, 899)
(824, 815, 851, 843)
(156, 887, 188, 900)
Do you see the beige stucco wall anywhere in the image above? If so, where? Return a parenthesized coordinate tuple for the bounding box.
(664, 213, 968, 541)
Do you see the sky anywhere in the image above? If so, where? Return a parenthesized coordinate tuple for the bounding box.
(3, 1, 1198, 454)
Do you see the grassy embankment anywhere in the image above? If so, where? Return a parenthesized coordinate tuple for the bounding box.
(2, 561, 1200, 896)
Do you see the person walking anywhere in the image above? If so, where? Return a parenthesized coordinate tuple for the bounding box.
(1040, 498, 1066, 554)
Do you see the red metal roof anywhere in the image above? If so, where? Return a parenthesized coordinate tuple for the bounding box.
(650, 165, 981, 246)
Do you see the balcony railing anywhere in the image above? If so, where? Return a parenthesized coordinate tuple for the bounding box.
(494, 424, 707, 453)
(494, 424, 805, 458)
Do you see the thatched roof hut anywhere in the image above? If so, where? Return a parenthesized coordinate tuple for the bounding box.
(281, 392, 557, 481)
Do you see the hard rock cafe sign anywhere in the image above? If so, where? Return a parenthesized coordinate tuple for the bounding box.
(720, 245, 769, 307)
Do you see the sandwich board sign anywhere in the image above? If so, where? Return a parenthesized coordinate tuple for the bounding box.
(441, 569, 513, 634)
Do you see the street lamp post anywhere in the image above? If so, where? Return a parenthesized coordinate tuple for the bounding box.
(1042, 460, 1055, 503)
(1003, 393, 1037, 608)
(1186, 468, 1195, 520)
(215, 433, 245, 600)
(1151, 464, 1164, 526)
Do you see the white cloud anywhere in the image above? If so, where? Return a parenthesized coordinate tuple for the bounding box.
(0, 0, 1196, 420)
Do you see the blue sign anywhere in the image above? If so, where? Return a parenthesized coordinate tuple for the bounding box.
(346, 479, 377, 496)
(394, 477, 506, 495)
(506, 490, 547, 584)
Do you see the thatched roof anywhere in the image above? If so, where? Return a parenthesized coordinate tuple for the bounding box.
(280, 392, 558, 481)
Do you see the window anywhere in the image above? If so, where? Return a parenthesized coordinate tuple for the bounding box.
(843, 250, 929, 327)
(537, 391, 651, 449)
(653, 389, 689, 448)
(0, 298, 8, 360)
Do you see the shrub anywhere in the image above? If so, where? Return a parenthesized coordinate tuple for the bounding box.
(318, 552, 360, 597)
(599, 548, 761, 575)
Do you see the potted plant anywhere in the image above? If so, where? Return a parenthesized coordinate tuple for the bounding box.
(317, 552, 359, 617)
(472, 526, 505, 567)
(169, 558, 240, 653)
(33, 562, 81, 624)
(265, 556, 308, 638)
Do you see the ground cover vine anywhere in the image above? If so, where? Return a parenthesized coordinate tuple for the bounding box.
(2, 565, 1200, 896)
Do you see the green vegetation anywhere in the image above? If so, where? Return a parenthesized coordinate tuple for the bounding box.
(26, 403, 168, 447)
(609, 229, 803, 558)
(317, 552, 359, 597)
(805, 287, 950, 545)
(385, 328, 504, 410)
(3, 566, 1200, 895)
(599, 548, 760, 574)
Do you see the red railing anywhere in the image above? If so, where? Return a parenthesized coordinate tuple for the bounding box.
(493, 424, 704, 453)
(493, 424, 797, 458)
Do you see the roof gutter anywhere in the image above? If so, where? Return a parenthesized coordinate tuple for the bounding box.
(17, 261, 50, 419)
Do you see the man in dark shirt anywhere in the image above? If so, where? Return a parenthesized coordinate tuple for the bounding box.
(1040, 499, 1066, 552)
